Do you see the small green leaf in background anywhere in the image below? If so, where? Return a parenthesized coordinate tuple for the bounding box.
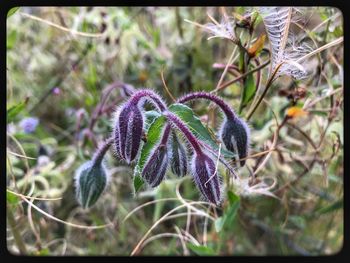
(7, 7, 20, 18)
(214, 191, 240, 232)
(239, 71, 256, 113)
(133, 115, 167, 194)
(187, 243, 216, 256)
(7, 191, 20, 205)
(316, 199, 343, 215)
(7, 30, 17, 49)
(288, 215, 306, 230)
(7, 97, 29, 123)
(169, 103, 235, 158)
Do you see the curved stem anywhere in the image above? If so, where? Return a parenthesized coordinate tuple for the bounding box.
(92, 137, 114, 165)
(129, 89, 167, 112)
(177, 92, 236, 121)
(164, 112, 202, 154)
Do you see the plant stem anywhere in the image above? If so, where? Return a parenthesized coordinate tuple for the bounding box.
(92, 137, 114, 165)
(164, 111, 202, 154)
(130, 89, 167, 112)
(7, 206, 28, 255)
(213, 57, 270, 93)
(177, 92, 236, 120)
(246, 62, 283, 120)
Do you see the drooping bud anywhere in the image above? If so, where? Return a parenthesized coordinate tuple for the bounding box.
(142, 125, 171, 187)
(74, 161, 109, 209)
(114, 102, 143, 163)
(169, 131, 188, 177)
(220, 117, 250, 167)
(191, 153, 222, 205)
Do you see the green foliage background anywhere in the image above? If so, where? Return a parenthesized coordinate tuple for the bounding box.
(6, 7, 343, 256)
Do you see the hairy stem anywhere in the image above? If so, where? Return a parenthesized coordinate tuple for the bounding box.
(177, 92, 236, 120)
(129, 89, 167, 112)
(164, 111, 202, 154)
(92, 137, 114, 165)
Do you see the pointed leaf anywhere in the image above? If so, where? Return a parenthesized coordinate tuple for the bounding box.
(133, 115, 167, 194)
(248, 34, 266, 57)
(187, 244, 215, 256)
(7, 7, 20, 18)
(169, 103, 235, 158)
(239, 71, 256, 113)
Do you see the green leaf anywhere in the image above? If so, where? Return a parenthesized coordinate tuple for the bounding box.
(214, 191, 240, 232)
(169, 103, 235, 158)
(227, 190, 240, 205)
(7, 191, 20, 205)
(7, 30, 17, 49)
(214, 217, 225, 232)
(288, 215, 306, 230)
(144, 110, 161, 131)
(7, 98, 29, 123)
(7, 7, 20, 18)
(316, 199, 343, 215)
(133, 115, 167, 194)
(133, 174, 145, 194)
(239, 71, 256, 113)
(187, 243, 215, 256)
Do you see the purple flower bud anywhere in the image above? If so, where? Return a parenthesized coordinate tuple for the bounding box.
(191, 153, 222, 205)
(142, 125, 171, 187)
(19, 117, 39, 134)
(170, 132, 188, 177)
(142, 144, 169, 187)
(221, 117, 250, 167)
(114, 102, 143, 163)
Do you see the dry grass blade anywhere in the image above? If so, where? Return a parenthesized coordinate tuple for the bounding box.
(7, 151, 36, 160)
(130, 201, 214, 256)
(296, 37, 343, 63)
(19, 195, 114, 229)
(7, 189, 63, 201)
(19, 12, 104, 38)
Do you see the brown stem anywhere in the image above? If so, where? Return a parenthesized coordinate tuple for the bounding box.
(246, 62, 283, 120)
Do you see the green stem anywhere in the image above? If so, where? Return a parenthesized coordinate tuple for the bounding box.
(7, 206, 28, 255)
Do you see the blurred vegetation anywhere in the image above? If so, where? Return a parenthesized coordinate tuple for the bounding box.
(6, 6, 343, 256)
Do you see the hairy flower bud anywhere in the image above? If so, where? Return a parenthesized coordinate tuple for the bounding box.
(191, 153, 222, 205)
(142, 125, 170, 187)
(114, 102, 143, 163)
(74, 161, 109, 209)
(170, 132, 188, 177)
(142, 144, 169, 187)
(221, 117, 250, 167)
